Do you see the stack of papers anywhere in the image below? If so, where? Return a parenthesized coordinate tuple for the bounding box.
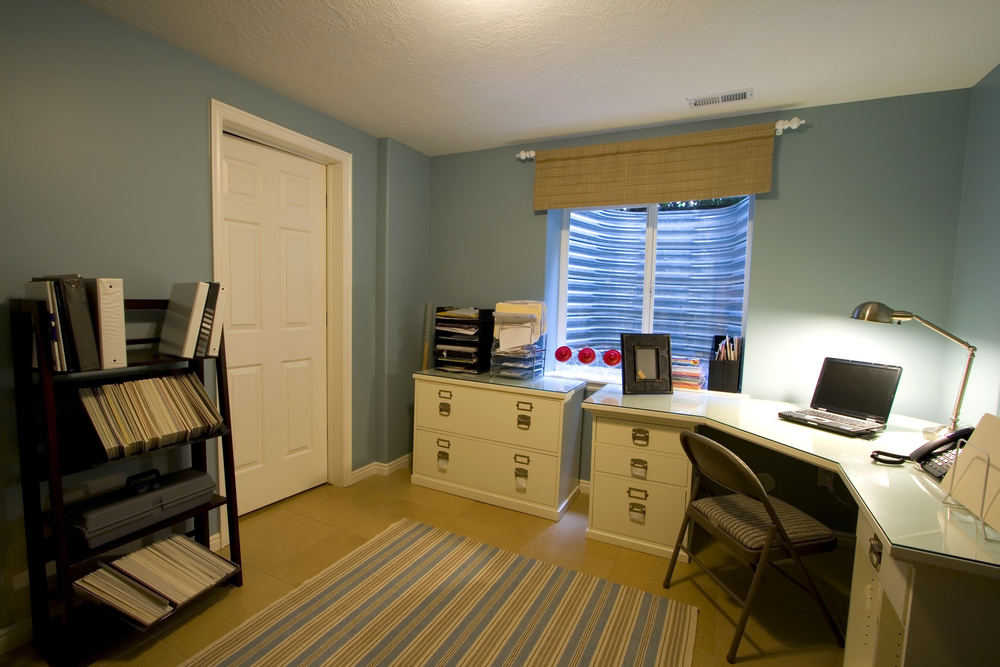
(494, 301, 547, 351)
(78, 373, 225, 460)
(73, 534, 238, 626)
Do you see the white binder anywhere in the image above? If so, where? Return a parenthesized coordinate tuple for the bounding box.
(158, 282, 209, 359)
(84, 278, 127, 369)
(206, 283, 228, 357)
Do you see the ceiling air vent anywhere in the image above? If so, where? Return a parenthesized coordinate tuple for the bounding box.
(687, 88, 754, 109)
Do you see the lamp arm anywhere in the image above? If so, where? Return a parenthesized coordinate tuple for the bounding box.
(913, 315, 976, 431)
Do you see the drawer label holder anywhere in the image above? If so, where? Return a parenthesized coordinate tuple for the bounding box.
(627, 487, 649, 500)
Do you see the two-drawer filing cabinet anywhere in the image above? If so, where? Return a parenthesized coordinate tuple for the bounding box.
(411, 370, 585, 520)
(587, 414, 694, 559)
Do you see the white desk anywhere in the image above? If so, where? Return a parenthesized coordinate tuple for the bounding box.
(584, 385, 1000, 667)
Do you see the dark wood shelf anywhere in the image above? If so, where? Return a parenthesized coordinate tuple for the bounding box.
(10, 296, 243, 667)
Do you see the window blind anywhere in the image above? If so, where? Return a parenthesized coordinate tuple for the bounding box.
(533, 123, 774, 211)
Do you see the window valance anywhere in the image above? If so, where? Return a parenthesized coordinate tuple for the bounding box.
(532, 123, 775, 211)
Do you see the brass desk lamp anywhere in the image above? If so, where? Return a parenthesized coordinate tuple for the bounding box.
(851, 301, 976, 440)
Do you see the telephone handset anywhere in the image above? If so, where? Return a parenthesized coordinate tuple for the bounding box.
(871, 426, 975, 481)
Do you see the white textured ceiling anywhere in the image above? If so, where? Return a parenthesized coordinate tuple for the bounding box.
(81, 0, 1000, 156)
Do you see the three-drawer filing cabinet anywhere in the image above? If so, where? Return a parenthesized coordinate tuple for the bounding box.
(411, 370, 585, 520)
(587, 414, 695, 559)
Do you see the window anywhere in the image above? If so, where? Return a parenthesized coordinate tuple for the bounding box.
(555, 197, 751, 383)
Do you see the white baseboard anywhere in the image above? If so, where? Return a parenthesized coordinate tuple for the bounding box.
(579, 479, 591, 495)
(0, 618, 32, 655)
(350, 454, 412, 484)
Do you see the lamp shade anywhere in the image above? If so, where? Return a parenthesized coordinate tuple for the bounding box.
(851, 301, 906, 323)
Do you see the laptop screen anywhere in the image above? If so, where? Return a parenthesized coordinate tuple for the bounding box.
(811, 358, 903, 422)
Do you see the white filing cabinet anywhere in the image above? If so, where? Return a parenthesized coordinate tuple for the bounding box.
(587, 414, 693, 559)
(411, 370, 585, 520)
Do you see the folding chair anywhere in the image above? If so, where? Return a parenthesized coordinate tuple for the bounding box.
(663, 430, 844, 663)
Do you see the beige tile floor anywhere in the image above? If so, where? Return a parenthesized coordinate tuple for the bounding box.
(3, 469, 851, 666)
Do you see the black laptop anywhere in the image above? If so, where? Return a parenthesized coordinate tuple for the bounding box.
(778, 358, 903, 437)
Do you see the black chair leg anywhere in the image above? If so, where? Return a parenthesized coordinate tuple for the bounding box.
(727, 527, 776, 664)
(788, 548, 845, 647)
(663, 513, 691, 589)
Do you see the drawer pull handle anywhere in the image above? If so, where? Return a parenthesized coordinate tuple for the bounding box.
(439, 402, 451, 416)
(514, 454, 530, 465)
(438, 389, 452, 399)
(630, 459, 648, 479)
(631, 428, 649, 446)
(627, 487, 649, 500)
(516, 401, 533, 412)
(436, 439, 451, 449)
(517, 415, 531, 430)
(515, 467, 528, 492)
(437, 451, 449, 472)
(868, 535, 883, 571)
(629, 503, 646, 524)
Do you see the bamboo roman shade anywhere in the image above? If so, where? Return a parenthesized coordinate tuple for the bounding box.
(532, 123, 776, 211)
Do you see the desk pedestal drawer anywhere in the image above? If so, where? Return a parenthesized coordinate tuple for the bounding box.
(594, 446, 689, 488)
(590, 473, 687, 546)
(413, 429, 557, 506)
(594, 418, 685, 456)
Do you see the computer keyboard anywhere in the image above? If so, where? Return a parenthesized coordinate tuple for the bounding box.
(799, 409, 872, 428)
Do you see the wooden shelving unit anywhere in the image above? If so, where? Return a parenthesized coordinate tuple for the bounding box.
(10, 298, 243, 666)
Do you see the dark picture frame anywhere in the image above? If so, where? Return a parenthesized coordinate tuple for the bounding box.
(621, 333, 673, 394)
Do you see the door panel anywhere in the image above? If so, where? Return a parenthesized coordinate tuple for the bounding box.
(220, 134, 328, 513)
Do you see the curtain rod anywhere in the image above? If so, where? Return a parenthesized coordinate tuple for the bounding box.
(515, 117, 806, 161)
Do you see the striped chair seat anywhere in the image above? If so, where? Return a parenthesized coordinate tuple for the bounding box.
(692, 494, 834, 550)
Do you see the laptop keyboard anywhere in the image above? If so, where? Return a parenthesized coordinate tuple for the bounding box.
(799, 409, 875, 429)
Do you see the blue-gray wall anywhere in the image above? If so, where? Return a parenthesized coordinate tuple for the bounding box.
(376, 139, 431, 466)
(428, 91, 985, 480)
(3, 0, 999, 643)
(952, 63, 1000, 423)
(0, 0, 399, 630)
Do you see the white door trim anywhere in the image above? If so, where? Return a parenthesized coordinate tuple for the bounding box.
(209, 99, 353, 495)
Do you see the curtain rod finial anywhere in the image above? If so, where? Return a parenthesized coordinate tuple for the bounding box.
(516, 150, 536, 162)
(775, 117, 805, 135)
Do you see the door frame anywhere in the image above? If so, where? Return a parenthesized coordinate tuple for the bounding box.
(209, 99, 354, 497)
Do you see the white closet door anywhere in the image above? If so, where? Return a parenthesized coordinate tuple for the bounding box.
(219, 134, 328, 514)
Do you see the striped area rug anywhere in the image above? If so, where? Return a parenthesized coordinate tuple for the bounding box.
(182, 519, 698, 667)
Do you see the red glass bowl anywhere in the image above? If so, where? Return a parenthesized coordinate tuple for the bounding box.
(555, 346, 573, 362)
(578, 347, 596, 364)
(603, 349, 622, 366)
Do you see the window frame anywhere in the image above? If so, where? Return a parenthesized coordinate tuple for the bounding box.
(555, 198, 755, 377)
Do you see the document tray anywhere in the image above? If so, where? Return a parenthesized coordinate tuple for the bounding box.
(67, 469, 215, 548)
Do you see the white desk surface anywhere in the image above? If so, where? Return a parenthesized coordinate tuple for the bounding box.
(584, 384, 1000, 578)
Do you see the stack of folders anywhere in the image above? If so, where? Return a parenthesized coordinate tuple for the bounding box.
(158, 282, 229, 359)
(24, 275, 127, 373)
(435, 308, 482, 373)
(79, 374, 225, 460)
(73, 534, 238, 626)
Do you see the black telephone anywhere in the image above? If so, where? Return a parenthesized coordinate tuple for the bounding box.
(871, 426, 975, 481)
